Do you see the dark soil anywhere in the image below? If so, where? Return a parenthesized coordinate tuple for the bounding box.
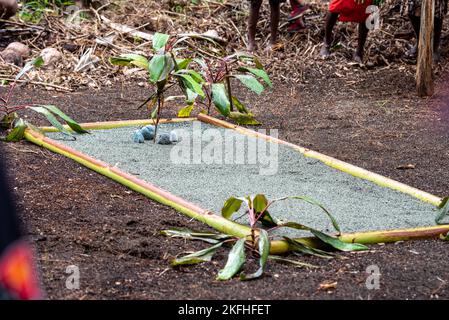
(2, 63, 449, 299)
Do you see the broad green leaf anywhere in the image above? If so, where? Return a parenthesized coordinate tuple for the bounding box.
(175, 58, 192, 70)
(171, 242, 223, 266)
(253, 194, 269, 214)
(229, 111, 261, 125)
(186, 70, 205, 84)
(110, 54, 149, 69)
(16, 56, 44, 80)
(178, 105, 194, 118)
(41, 105, 88, 134)
(153, 33, 170, 51)
(5, 118, 27, 142)
(158, 54, 175, 83)
(310, 230, 369, 252)
(233, 74, 264, 95)
(217, 238, 246, 280)
(120, 54, 149, 69)
(274, 196, 340, 233)
(148, 54, 166, 83)
(221, 197, 243, 220)
(277, 221, 310, 231)
(174, 69, 205, 84)
(435, 197, 449, 225)
(283, 237, 334, 259)
(110, 56, 134, 66)
(268, 255, 319, 269)
(29, 106, 72, 137)
(239, 67, 272, 88)
(212, 83, 230, 116)
(240, 229, 270, 280)
(161, 228, 231, 244)
(176, 74, 205, 98)
(231, 96, 249, 114)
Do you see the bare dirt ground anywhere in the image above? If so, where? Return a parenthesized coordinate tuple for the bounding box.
(2, 58, 449, 299)
(0, 0, 448, 301)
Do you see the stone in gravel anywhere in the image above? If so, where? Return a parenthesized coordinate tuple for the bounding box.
(132, 130, 145, 143)
(141, 125, 155, 140)
(156, 132, 172, 145)
(169, 131, 179, 143)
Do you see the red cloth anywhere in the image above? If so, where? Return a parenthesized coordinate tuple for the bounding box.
(329, 0, 373, 23)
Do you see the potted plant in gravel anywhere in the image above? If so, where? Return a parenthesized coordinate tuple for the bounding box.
(110, 32, 273, 136)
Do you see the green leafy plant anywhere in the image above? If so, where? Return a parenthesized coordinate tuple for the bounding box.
(162, 194, 368, 281)
(19, 0, 75, 23)
(193, 52, 272, 125)
(435, 196, 449, 225)
(0, 57, 87, 142)
(111, 33, 206, 141)
(110, 33, 272, 129)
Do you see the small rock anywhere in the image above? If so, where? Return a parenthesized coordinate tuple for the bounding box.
(157, 133, 172, 145)
(140, 125, 155, 140)
(132, 130, 144, 143)
(5, 42, 31, 58)
(1, 49, 23, 66)
(0, 42, 31, 66)
(169, 130, 179, 143)
(40, 47, 62, 67)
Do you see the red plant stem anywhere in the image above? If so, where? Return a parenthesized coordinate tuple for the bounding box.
(204, 85, 212, 114)
(224, 64, 234, 112)
(255, 201, 275, 224)
(5, 82, 17, 105)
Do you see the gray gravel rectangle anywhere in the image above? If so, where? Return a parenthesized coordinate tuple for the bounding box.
(48, 121, 439, 236)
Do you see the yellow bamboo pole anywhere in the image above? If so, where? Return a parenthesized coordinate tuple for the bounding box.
(39, 118, 195, 133)
(197, 114, 443, 207)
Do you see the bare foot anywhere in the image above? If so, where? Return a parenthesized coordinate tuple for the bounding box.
(405, 43, 418, 59)
(320, 43, 331, 59)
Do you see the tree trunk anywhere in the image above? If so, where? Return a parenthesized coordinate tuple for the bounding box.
(416, 0, 435, 96)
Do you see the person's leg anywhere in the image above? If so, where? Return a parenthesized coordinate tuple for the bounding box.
(269, 0, 281, 48)
(354, 22, 369, 63)
(320, 12, 339, 58)
(248, 0, 262, 52)
(0, 0, 17, 20)
(405, 14, 421, 58)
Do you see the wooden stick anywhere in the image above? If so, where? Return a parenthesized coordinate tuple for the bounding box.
(416, 0, 435, 96)
(100, 15, 154, 41)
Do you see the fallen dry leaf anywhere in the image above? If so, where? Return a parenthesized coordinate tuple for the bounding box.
(319, 281, 338, 290)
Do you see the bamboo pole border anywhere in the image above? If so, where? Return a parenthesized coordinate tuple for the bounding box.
(197, 114, 443, 207)
(25, 118, 449, 254)
(39, 118, 196, 132)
